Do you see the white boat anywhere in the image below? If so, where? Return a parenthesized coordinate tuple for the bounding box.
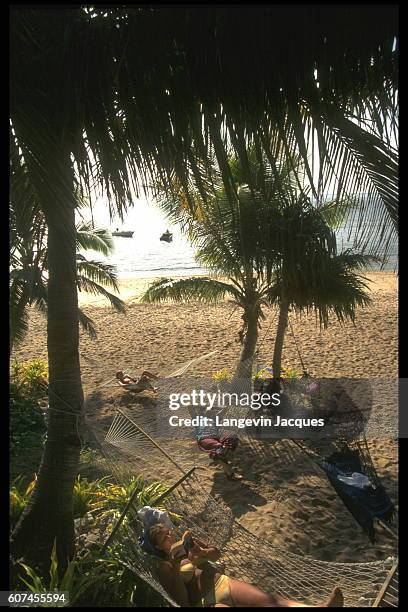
(112, 230, 134, 237)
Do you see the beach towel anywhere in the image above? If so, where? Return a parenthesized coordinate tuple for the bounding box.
(337, 472, 372, 489)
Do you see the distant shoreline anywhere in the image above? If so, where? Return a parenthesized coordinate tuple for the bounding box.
(78, 269, 398, 307)
(78, 270, 210, 307)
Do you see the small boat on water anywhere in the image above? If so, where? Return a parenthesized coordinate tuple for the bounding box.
(112, 229, 134, 237)
(160, 230, 173, 243)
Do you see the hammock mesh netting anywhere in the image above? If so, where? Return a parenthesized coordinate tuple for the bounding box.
(78, 347, 397, 607)
(83, 408, 397, 608)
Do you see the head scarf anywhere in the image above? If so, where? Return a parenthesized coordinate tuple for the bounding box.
(138, 506, 174, 556)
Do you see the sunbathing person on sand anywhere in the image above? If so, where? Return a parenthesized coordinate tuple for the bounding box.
(146, 524, 344, 607)
(116, 370, 159, 392)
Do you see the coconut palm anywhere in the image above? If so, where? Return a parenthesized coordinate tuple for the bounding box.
(264, 203, 374, 384)
(144, 155, 374, 383)
(270, 250, 373, 384)
(144, 152, 301, 380)
(10, 6, 397, 571)
(142, 277, 264, 382)
(10, 212, 126, 351)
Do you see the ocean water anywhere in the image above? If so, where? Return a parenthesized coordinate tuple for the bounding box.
(105, 226, 207, 278)
(79, 199, 208, 278)
(335, 221, 398, 271)
(80, 200, 397, 278)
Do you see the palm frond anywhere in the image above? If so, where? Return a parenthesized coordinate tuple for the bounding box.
(318, 197, 358, 230)
(78, 308, 98, 339)
(76, 276, 126, 313)
(265, 251, 374, 328)
(76, 259, 120, 292)
(76, 223, 114, 257)
(141, 277, 240, 304)
(11, 6, 397, 252)
(9, 279, 30, 350)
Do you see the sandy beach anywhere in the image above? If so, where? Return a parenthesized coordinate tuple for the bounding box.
(12, 270, 398, 567)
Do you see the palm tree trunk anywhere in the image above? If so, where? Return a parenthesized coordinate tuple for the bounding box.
(10, 161, 83, 575)
(234, 307, 258, 381)
(272, 299, 289, 384)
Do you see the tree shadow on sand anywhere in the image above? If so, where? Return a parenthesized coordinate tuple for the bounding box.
(117, 391, 157, 408)
(209, 472, 268, 518)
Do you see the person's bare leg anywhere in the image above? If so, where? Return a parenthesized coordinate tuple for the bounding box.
(229, 578, 298, 607)
(285, 586, 343, 608)
(221, 461, 234, 478)
(228, 579, 343, 607)
(141, 370, 159, 379)
(222, 461, 243, 480)
(322, 587, 344, 608)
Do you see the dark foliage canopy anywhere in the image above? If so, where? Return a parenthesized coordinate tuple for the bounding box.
(10, 6, 398, 254)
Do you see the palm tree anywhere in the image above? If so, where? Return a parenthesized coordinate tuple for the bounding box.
(9, 9, 138, 570)
(144, 155, 374, 384)
(10, 214, 126, 351)
(10, 6, 397, 571)
(143, 154, 296, 380)
(263, 196, 374, 385)
(142, 276, 263, 382)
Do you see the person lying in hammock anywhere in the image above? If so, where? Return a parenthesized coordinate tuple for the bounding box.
(147, 523, 344, 608)
(197, 433, 242, 480)
(116, 370, 159, 392)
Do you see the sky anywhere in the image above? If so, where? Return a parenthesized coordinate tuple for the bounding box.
(76, 194, 170, 234)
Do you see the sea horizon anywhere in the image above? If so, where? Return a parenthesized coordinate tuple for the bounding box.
(78, 197, 398, 278)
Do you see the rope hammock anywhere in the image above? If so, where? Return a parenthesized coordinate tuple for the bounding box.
(26, 299, 397, 605)
(80, 333, 397, 537)
(271, 325, 397, 542)
(372, 559, 398, 607)
(291, 437, 396, 542)
(110, 350, 219, 391)
(83, 410, 397, 608)
(74, 353, 396, 602)
(288, 318, 308, 377)
(95, 365, 397, 540)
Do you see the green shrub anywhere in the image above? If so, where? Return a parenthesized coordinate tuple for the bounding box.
(10, 472, 174, 607)
(15, 541, 96, 606)
(92, 476, 180, 522)
(10, 396, 46, 459)
(73, 474, 174, 520)
(253, 367, 273, 380)
(10, 359, 47, 478)
(281, 366, 301, 379)
(10, 358, 48, 400)
(213, 365, 302, 383)
(10, 476, 37, 529)
(79, 446, 100, 468)
(212, 368, 232, 383)
(74, 556, 143, 607)
(10, 472, 176, 530)
(72, 475, 109, 519)
(14, 545, 167, 608)
(254, 365, 301, 380)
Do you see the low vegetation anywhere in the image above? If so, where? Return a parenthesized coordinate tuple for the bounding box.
(10, 359, 170, 606)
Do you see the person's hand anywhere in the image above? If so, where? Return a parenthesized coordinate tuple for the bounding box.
(188, 541, 206, 564)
